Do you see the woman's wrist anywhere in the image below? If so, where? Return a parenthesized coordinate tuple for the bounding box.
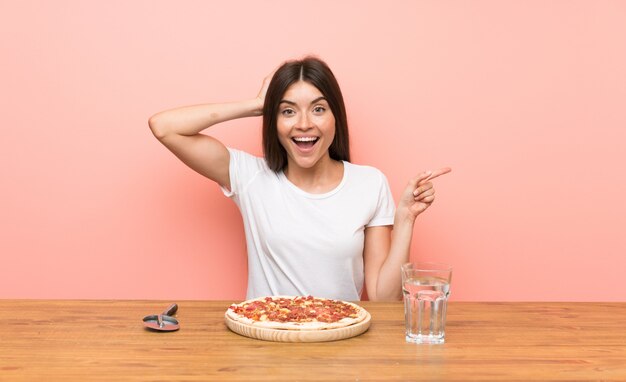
(395, 203, 420, 224)
(394, 209, 417, 228)
(251, 97, 264, 116)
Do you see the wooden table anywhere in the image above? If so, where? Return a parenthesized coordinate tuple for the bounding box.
(1, 300, 625, 381)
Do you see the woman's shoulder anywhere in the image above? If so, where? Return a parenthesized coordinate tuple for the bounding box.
(344, 161, 388, 183)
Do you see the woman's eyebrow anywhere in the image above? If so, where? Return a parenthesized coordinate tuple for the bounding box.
(310, 96, 327, 104)
(279, 96, 328, 106)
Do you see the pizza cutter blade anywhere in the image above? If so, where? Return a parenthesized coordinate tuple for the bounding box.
(143, 303, 180, 332)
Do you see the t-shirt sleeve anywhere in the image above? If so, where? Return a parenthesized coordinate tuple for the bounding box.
(220, 148, 265, 199)
(366, 171, 396, 227)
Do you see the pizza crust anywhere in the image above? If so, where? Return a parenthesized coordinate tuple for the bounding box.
(226, 296, 368, 331)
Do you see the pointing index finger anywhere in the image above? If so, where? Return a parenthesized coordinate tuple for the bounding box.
(423, 167, 452, 183)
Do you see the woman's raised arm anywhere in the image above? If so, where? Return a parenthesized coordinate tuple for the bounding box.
(148, 74, 272, 190)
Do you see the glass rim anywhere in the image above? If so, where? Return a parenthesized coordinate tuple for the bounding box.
(402, 261, 453, 273)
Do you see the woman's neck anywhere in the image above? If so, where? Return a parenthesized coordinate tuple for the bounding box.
(284, 156, 344, 194)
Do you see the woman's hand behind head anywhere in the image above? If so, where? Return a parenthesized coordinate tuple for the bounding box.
(255, 71, 275, 116)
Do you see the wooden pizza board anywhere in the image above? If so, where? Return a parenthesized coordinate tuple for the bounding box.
(224, 311, 371, 343)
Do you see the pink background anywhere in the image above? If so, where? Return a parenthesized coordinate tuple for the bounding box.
(1, 1, 625, 301)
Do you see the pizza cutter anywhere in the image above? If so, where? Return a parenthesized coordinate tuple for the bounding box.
(142, 303, 180, 331)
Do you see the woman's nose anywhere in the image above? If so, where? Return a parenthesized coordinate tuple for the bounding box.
(295, 113, 312, 129)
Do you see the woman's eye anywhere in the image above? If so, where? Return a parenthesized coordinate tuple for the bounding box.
(313, 106, 326, 113)
(281, 109, 295, 116)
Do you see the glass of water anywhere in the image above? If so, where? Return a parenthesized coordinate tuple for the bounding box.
(401, 262, 452, 344)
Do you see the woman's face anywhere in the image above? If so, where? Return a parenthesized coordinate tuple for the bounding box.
(276, 81, 336, 171)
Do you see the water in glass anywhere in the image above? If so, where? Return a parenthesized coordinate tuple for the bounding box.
(403, 275, 450, 344)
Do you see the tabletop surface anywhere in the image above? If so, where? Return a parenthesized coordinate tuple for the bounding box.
(1, 300, 625, 381)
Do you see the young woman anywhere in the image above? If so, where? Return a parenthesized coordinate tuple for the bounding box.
(149, 57, 450, 301)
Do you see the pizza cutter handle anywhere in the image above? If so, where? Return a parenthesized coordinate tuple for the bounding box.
(163, 303, 178, 316)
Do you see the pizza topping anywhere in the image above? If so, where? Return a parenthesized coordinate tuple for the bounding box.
(229, 295, 360, 324)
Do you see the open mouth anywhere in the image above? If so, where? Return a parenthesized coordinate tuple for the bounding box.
(292, 136, 319, 150)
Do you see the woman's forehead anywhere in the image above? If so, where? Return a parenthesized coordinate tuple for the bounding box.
(281, 81, 325, 103)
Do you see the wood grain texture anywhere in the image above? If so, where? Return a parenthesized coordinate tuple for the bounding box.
(225, 312, 371, 342)
(1, 300, 625, 381)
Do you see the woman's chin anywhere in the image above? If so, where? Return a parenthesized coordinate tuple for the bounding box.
(290, 158, 318, 170)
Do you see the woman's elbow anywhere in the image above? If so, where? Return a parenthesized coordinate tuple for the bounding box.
(148, 114, 168, 140)
(369, 290, 402, 302)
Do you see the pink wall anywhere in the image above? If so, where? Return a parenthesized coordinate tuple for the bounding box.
(1, 1, 625, 301)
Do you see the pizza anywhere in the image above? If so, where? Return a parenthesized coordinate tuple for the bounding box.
(226, 295, 368, 331)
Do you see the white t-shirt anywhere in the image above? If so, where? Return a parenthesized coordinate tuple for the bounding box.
(221, 148, 395, 301)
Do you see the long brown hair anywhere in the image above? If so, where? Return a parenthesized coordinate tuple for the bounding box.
(262, 56, 350, 172)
